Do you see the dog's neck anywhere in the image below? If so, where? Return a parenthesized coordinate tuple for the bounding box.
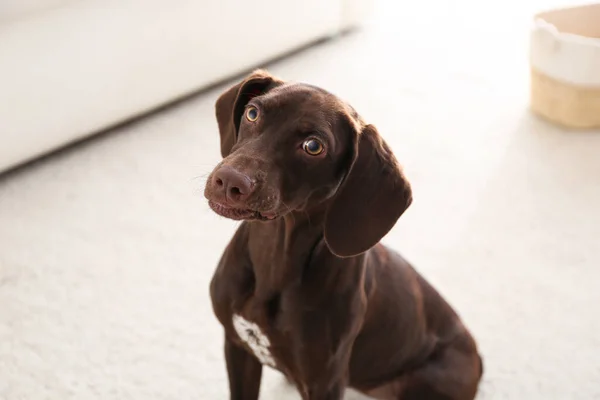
(249, 207, 328, 294)
(281, 208, 326, 248)
(280, 208, 327, 279)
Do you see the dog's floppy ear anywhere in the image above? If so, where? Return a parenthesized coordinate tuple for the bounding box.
(215, 69, 283, 158)
(324, 124, 413, 257)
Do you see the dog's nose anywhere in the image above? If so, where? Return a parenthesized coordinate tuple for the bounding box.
(213, 166, 254, 203)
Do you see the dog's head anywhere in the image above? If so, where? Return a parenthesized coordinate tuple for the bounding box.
(204, 70, 412, 257)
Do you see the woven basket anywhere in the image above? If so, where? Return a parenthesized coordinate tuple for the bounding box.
(530, 4, 600, 129)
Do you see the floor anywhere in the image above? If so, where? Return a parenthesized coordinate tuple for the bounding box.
(1, 0, 599, 399)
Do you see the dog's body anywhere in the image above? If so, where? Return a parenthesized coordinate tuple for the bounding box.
(205, 70, 483, 399)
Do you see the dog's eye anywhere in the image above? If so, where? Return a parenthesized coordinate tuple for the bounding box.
(302, 139, 324, 156)
(246, 106, 259, 122)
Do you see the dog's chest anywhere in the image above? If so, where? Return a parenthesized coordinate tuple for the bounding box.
(232, 313, 277, 367)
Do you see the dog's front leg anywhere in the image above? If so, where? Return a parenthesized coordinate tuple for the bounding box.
(224, 335, 263, 400)
(302, 383, 346, 400)
(295, 339, 355, 400)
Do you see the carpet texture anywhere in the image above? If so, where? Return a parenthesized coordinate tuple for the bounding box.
(1, 1, 599, 399)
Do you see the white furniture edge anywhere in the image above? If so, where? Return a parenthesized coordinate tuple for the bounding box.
(0, 0, 368, 173)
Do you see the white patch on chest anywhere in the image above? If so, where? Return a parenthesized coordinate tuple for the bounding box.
(232, 314, 276, 367)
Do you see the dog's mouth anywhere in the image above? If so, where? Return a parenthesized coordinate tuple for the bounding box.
(208, 200, 277, 221)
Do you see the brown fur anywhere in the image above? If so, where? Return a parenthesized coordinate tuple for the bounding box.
(204, 70, 483, 400)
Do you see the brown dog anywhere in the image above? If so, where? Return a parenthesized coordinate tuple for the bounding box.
(204, 70, 483, 400)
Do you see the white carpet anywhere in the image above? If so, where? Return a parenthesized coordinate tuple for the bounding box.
(1, 1, 600, 399)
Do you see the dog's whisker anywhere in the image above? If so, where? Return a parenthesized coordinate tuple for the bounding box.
(280, 200, 295, 224)
(303, 210, 313, 228)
